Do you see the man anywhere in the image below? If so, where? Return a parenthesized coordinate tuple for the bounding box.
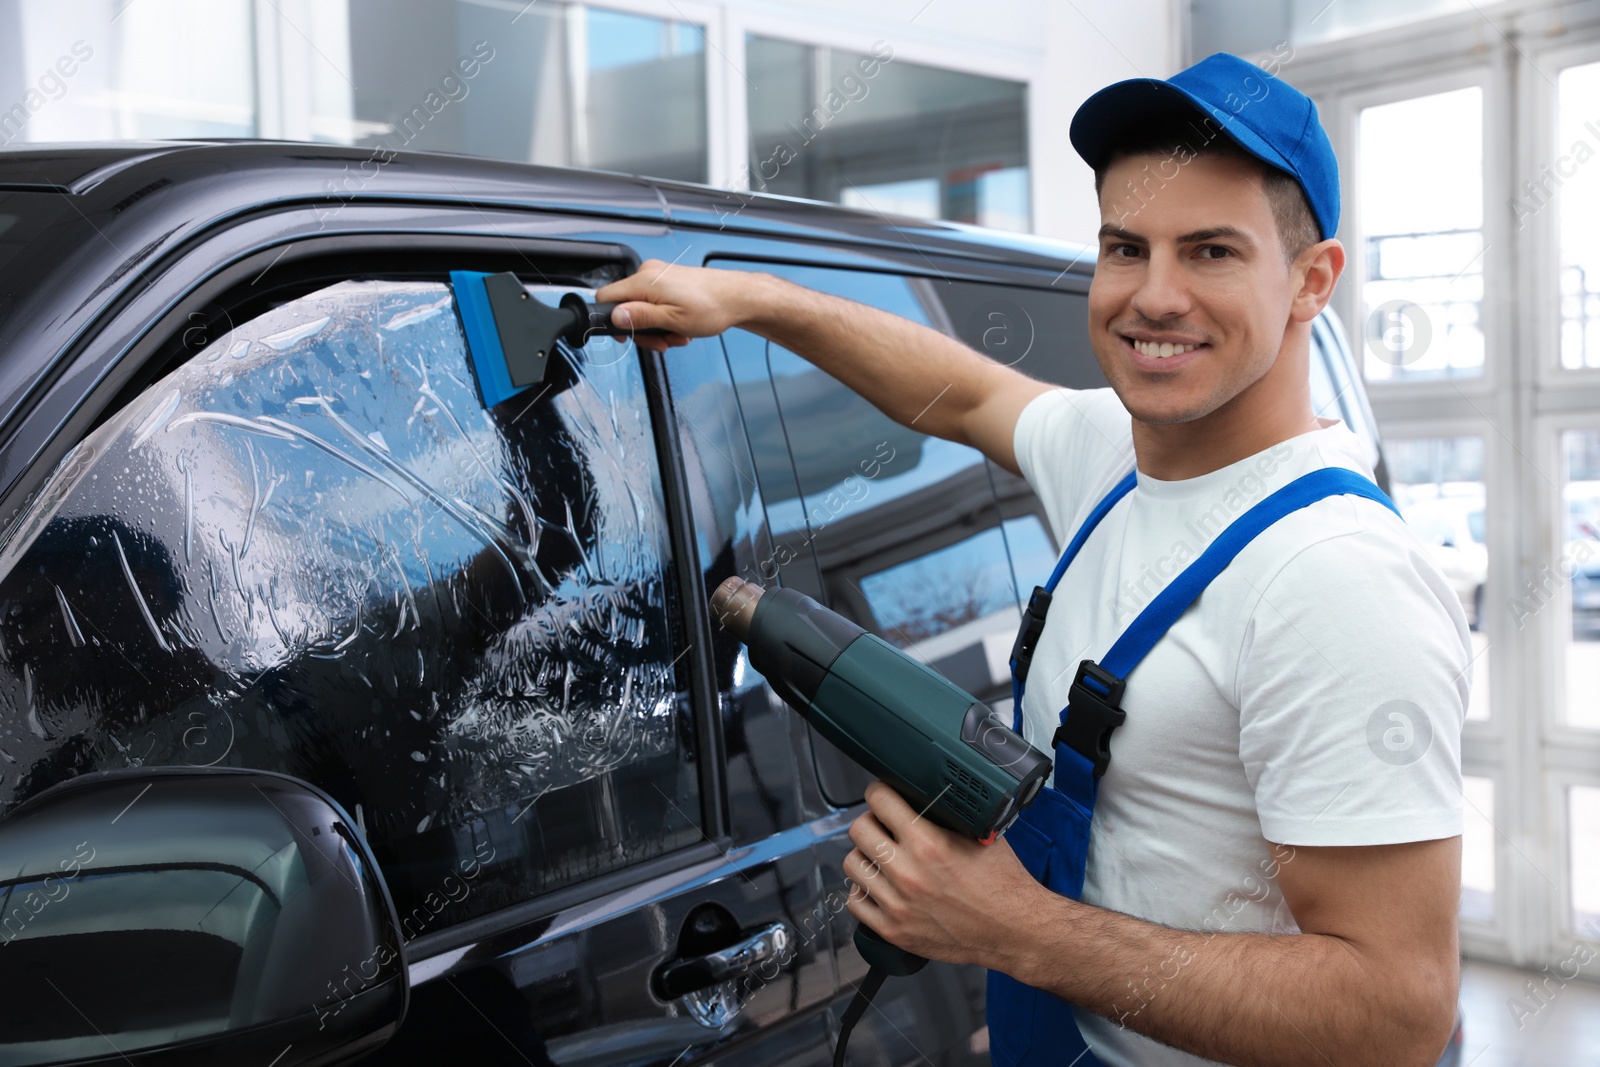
(597, 52, 1469, 1067)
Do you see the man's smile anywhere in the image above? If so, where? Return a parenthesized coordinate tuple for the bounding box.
(1117, 331, 1211, 370)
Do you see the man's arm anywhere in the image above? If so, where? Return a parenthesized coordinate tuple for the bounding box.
(595, 261, 1049, 475)
(844, 781, 1460, 1067)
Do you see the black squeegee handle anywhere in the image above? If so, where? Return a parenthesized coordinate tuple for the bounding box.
(565, 295, 674, 345)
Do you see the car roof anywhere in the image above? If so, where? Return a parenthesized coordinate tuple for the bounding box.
(0, 140, 1096, 277)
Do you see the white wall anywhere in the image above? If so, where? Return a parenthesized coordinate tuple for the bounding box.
(1031, 0, 1184, 242)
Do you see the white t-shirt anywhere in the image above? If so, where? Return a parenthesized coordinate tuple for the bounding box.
(1010, 387, 1471, 1067)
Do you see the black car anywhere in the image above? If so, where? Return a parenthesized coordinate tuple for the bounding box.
(0, 142, 1394, 1066)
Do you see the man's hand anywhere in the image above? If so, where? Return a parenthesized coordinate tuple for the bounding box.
(842, 780, 1047, 966)
(843, 776, 1460, 1067)
(595, 259, 766, 353)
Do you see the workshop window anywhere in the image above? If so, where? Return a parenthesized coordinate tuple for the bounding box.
(744, 35, 1030, 231)
(0, 279, 701, 936)
(1356, 86, 1485, 383)
(310, 1, 708, 183)
(0, 0, 256, 140)
(1558, 60, 1600, 370)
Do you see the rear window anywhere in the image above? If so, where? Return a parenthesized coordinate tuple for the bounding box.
(930, 278, 1101, 389)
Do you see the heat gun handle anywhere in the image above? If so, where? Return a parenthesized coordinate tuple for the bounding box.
(852, 924, 928, 977)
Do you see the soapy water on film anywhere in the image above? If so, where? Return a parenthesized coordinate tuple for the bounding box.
(0, 281, 681, 843)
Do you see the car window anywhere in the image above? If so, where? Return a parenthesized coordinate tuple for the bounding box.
(1309, 335, 1341, 422)
(0, 279, 701, 936)
(1313, 314, 1374, 440)
(859, 527, 1017, 649)
(664, 337, 823, 839)
(996, 510, 1059, 601)
(931, 277, 1099, 390)
(717, 326, 832, 603)
(711, 261, 1016, 805)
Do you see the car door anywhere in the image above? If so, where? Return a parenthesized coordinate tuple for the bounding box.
(0, 227, 838, 1065)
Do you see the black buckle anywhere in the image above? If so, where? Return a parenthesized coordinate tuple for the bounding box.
(1009, 585, 1052, 684)
(1053, 659, 1127, 778)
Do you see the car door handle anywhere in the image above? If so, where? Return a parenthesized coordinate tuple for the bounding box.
(652, 922, 792, 999)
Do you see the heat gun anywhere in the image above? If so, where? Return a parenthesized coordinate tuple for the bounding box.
(709, 576, 1052, 1061)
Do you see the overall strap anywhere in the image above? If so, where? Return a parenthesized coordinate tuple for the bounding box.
(1045, 469, 1139, 594)
(1092, 467, 1399, 684)
(1056, 467, 1400, 789)
(1010, 468, 1137, 727)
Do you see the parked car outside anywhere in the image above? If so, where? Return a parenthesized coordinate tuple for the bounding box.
(1562, 482, 1600, 639)
(0, 142, 1444, 1066)
(1402, 495, 1488, 630)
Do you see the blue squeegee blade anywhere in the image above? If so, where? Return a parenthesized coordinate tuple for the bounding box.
(450, 269, 524, 409)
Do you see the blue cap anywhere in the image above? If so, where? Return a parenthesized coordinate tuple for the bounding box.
(1070, 52, 1339, 241)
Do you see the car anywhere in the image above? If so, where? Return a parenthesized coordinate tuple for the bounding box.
(1561, 483, 1600, 639)
(0, 142, 1447, 1066)
(1401, 495, 1488, 629)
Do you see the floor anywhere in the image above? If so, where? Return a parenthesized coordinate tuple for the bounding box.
(1459, 958, 1600, 1066)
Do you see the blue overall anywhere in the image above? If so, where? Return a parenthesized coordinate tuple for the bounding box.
(986, 465, 1399, 1067)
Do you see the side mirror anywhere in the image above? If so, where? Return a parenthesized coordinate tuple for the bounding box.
(0, 767, 407, 1066)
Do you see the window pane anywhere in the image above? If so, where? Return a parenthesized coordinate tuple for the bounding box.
(860, 526, 1016, 650)
(1571, 785, 1600, 937)
(1461, 775, 1494, 923)
(1002, 514, 1059, 596)
(1563, 431, 1600, 729)
(579, 6, 707, 182)
(330, 1, 562, 154)
(0, 0, 255, 142)
(1192, 1, 1477, 55)
(746, 35, 1030, 231)
(1387, 436, 1488, 720)
(1358, 88, 1484, 381)
(328, 2, 707, 182)
(1558, 61, 1600, 369)
(932, 278, 1098, 391)
(0, 280, 701, 934)
(1309, 338, 1340, 421)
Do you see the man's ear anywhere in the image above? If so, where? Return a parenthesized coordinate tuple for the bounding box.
(1289, 238, 1345, 324)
